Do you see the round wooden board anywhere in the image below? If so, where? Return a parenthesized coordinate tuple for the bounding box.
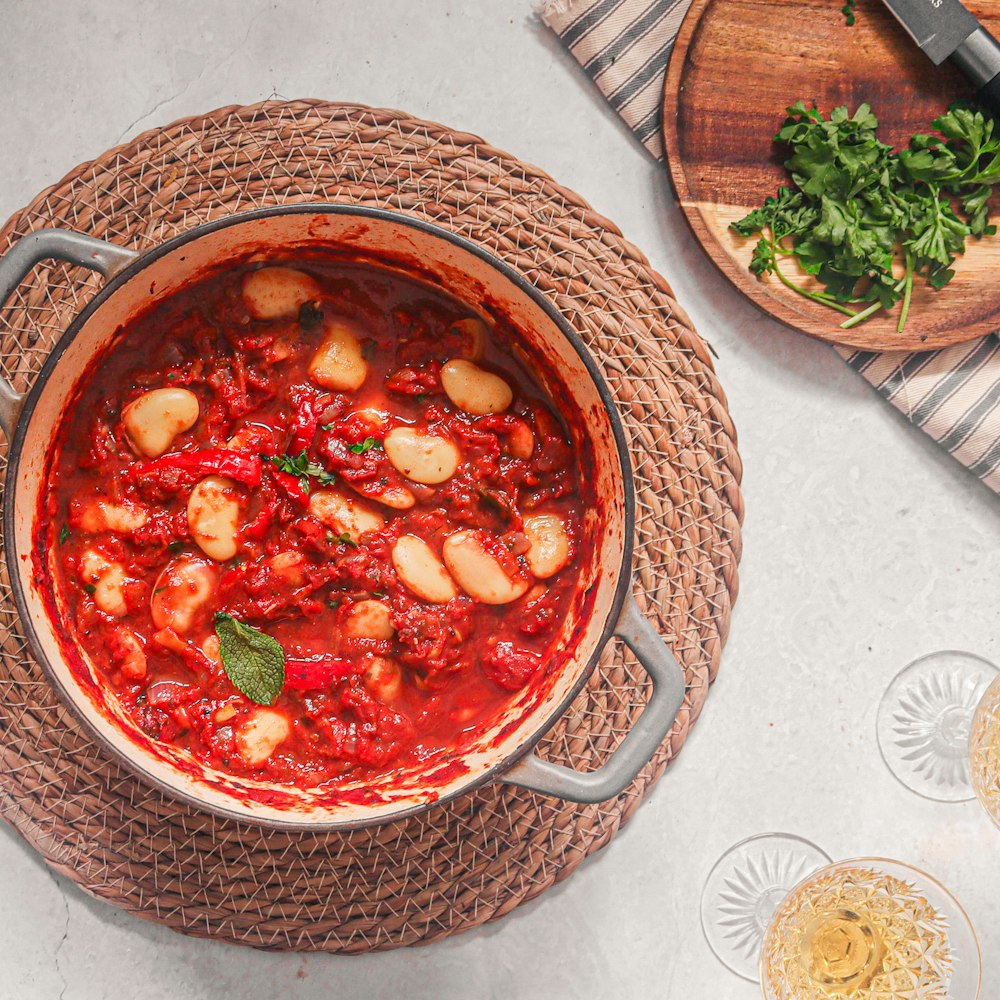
(663, 0, 1000, 352)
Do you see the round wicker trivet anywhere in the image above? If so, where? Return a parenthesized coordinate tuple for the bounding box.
(0, 101, 742, 951)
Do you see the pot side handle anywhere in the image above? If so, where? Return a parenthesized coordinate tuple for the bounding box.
(497, 593, 687, 803)
(0, 228, 140, 439)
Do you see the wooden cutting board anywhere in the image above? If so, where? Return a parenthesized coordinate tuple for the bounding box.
(663, 0, 1000, 351)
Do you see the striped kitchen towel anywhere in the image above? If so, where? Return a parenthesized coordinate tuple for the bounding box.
(541, 0, 1000, 493)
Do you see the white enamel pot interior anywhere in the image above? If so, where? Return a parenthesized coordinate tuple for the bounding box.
(0, 206, 687, 829)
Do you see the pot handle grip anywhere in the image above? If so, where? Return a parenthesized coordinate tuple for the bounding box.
(498, 593, 687, 803)
(0, 228, 140, 439)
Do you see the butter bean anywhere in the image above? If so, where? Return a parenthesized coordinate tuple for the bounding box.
(150, 556, 218, 634)
(523, 514, 571, 579)
(242, 266, 321, 320)
(76, 499, 148, 534)
(364, 656, 403, 702)
(344, 599, 394, 640)
(122, 387, 200, 459)
(309, 490, 384, 542)
(308, 317, 368, 392)
(113, 629, 147, 680)
(392, 535, 457, 604)
(450, 317, 489, 360)
(384, 426, 460, 485)
(237, 707, 291, 765)
(268, 551, 308, 587)
(187, 475, 242, 562)
(441, 359, 513, 415)
(506, 418, 535, 460)
(79, 549, 129, 617)
(442, 530, 530, 605)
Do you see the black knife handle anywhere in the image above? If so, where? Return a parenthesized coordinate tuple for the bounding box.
(977, 73, 1000, 121)
(951, 26, 1000, 119)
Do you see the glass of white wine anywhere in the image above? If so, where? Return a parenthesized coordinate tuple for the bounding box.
(701, 835, 981, 998)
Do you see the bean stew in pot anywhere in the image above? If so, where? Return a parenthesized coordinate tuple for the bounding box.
(39, 258, 592, 787)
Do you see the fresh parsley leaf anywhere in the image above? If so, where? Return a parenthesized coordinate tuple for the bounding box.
(734, 101, 1000, 333)
(348, 437, 381, 455)
(337, 531, 358, 547)
(267, 451, 336, 493)
(58, 524, 71, 545)
(214, 612, 285, 706)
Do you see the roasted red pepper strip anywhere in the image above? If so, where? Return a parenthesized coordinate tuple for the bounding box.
(243, 478, 277, 541)
(271, 469, 310, 504)
(283, 656, 361, 691)
(133, 449, 262, 487)
(289, 396, 329, 455)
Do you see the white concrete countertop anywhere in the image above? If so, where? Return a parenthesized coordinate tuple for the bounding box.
(1, 2, 998, 997)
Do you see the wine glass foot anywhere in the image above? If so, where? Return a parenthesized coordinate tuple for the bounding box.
(877, 651, 999, 802)
(700, 832, 831, 982)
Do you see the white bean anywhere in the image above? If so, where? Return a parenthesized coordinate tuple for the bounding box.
(202, 633, 222, 666)
(308, 317, 368, 391)
(268, 551, 308, 587)
(441, 359, 512, 415)
(442, 530, 530, 605)
(79, 549, 129, 617)
(344, 599, 394, 640)
(187, 475, 242, 562)
(392, 535, 457, 604)
(122, 387, 200, 459)
(506, 418, 535, 460)
(150, 556, 218, 634)
(450, 317, 488, 360)
(363, 481, 416, 510)
(113, 628, 147, 680)
(384, 427, 460, 485)
(364, 656, 403, 702)
(349, 407, 391, 436)
(309, 490, 384, 542)
(242, 266, 321, 321)
(236, 707, 291, 765)
(523, 514, 572, 579)
(76, 499, 148, 534)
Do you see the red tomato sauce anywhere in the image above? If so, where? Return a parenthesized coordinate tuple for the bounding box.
(41, 259, 591, 787)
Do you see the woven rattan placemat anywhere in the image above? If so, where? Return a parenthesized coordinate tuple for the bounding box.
(0, 100, 742, 951)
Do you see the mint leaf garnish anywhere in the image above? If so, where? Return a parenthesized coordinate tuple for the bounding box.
(214, 612, 285, 705)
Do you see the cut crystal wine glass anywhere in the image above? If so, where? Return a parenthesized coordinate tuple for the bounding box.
(702, 835, 981, 998)
(876, 651, 998, 801)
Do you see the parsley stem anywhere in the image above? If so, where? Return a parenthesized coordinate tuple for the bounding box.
(771, 255, 858, 318)
(897, 252, 915, 334)
(839, 275, 908, 330)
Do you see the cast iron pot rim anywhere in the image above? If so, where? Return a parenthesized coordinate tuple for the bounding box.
(4, 202, 637, 830)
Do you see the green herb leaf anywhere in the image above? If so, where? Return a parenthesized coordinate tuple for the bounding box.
(267, 451, 336, 493)
(214, 612, 285, 706)
(348, 437, 381, 455)
(83, 583, 96, 595)
(337, 531, 358, 547)
(167, 539, 185, 553)
(58, 524, 71, 545)
(733, 100, 1000, 332)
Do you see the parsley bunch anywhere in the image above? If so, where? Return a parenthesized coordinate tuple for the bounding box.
(733, 101, 1000, 333)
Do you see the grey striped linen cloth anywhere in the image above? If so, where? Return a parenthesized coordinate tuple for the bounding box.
(541, 0, 1000, 494)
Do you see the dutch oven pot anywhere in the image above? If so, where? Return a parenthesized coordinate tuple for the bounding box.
(0, 205, 687, 829)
